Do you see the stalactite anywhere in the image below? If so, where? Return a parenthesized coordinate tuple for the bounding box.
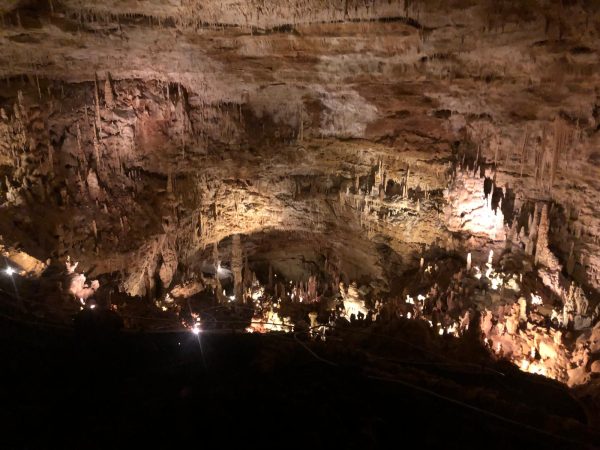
(519, 127, 528, 178)
(492, 132, 500, 166)
(525, 204, 540, 256)
(17, 90, 25, 120)
(46, 139, 53, 174)
(104, 72, 115, 109)
(567, 241, 575, 275)
(93, 73, 101, 130)
(166, 170, 173, 193)
(506, 218, 518, 248)
(297, 103, 304, 142)
(403, 166, 410, 199)
(212, 241, 219, 269)
(550, 118, 568, 190)
(76, 122, 84, 164)
(93, 122, 101, 169)
(35, 73, 41, 100)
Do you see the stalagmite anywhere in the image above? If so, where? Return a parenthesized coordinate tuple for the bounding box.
(535, 204, 559, 270)
(231, 234, 243, 302)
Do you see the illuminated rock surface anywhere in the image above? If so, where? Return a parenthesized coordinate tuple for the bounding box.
(1, 1, 600, 447)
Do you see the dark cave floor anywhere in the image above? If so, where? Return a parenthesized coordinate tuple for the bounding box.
(1, 316, 599, 450)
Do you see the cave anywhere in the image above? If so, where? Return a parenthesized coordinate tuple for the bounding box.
(1, 1, 600, 448)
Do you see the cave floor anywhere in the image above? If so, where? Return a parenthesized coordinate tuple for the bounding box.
(1, 316, 598, 450)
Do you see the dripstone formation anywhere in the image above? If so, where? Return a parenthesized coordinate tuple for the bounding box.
(2, 1, 600, 442)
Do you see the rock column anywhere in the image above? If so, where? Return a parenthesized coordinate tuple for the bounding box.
(231, 234, 243, 303)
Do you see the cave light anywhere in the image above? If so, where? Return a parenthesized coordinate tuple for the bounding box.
(447, 323, 458, 337)
(526, 361, 547, 377)
(490, 274, 503, 290)
(530, 293, 543, 305)
(251, 287, 264, 301)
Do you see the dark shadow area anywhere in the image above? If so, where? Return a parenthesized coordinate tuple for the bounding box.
(0, 315, 597, 450)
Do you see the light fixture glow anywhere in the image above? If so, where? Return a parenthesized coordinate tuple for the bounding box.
(5, 266, 14, 276)
(530, 293, 543, 305)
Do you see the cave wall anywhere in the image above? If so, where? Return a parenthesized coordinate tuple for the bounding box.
(0, 0, 599, 297)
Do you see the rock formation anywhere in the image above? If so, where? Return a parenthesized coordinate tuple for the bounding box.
(1, 0, 600, 418)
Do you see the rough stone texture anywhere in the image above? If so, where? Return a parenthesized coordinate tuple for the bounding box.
(4, 3, 600, 434)
(0, 0, 599, 300)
